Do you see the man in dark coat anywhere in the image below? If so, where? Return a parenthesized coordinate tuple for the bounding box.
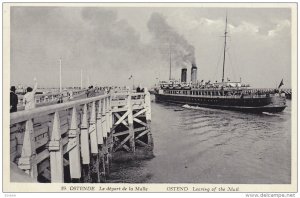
(10, 86, 18, 113)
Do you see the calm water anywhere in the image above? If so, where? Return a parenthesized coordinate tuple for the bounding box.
(108, 98, 291, 184)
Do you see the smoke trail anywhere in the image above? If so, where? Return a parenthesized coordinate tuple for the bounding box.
(147, 12, 196, 68)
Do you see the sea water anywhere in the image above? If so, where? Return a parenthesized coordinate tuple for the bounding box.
(107, 98, 291, 184)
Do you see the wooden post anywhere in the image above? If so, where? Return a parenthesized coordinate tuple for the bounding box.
(110, 111, 115, 149)
(128, 93, 135, 153)
(96, 100, 105, 182)
(80, 104, 90, 182)
(102, 97, 111, 176)
(89, 101, 100, 183)
(144, 88, 152, 122)
(107, 96, 113, 152)
(109, 95, 113, 129)
(49, 111, 64, 182)
(96, 100, 104, 145)
(105, 97, 110, 135)
(106, 96, 114, 173)
(102, 98, 107, 139)
(101, 98, 108, 175)
(68, 107, 81, 180)
(144, 89, 153, 148)
(18, 119, 37, 178)
(80, 104, 90, 164)
(89, 101, 98, 154)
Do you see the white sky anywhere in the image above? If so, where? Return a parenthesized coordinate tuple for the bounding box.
(10, 6, 292, 88)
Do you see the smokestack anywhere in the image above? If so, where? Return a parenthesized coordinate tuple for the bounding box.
(191, 63, 197, 84)
(181, 68, 187, 83)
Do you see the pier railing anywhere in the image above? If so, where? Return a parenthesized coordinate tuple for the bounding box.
(10, 90, 152, 183)
(17, 89, 87, 110)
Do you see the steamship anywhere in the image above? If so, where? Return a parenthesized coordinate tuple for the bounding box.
(154, 16, 287, 113)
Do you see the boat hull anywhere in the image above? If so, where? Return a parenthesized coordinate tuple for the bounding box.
(155, 93, 286, 113)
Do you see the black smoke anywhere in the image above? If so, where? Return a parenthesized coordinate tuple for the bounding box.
(147, 12, 196, 68)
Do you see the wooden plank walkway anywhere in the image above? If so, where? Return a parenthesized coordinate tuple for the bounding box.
(10, 89, 152, 183)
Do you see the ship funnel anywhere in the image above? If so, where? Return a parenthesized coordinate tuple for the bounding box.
(181, 68, 187, 83)
(191, 63, 197, 84)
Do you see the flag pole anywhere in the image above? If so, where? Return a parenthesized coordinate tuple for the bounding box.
(59, 58, 62, 93)
(80, 69, 83, 89)
(87, 72, 90, 88)
(132, 76, 134, 90)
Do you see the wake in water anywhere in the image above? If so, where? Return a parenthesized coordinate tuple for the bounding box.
(182, 104, 198, 109)
(183, 104, 281, 116)
(182, 104, 209, 111)
(262, 112, 278, 116)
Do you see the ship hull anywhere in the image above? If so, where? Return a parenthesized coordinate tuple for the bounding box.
(155, 93, 286, 113)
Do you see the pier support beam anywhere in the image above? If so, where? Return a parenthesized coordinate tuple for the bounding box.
(145, 89, 153, 149)
(96, 100, 106, 182)
(101, 98, 110, 177)
(128, 94, 135, 153)
(89, 101, 100, 182)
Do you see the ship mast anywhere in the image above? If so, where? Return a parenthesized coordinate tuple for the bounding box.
(222, 14, 228, 83)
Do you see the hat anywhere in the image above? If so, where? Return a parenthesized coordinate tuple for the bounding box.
(11, 86, 16, 92)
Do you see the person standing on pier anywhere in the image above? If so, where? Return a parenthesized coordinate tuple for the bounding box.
(24, 78, 38, 110)
(10, 86, 18, 113)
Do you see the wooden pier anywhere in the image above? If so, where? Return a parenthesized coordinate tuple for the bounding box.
(10, 89, 152, 183)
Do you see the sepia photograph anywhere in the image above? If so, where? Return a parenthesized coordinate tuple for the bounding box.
(3, 2, 297, 194)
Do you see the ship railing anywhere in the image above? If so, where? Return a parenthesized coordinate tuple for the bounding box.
(164, 92, 275, 99)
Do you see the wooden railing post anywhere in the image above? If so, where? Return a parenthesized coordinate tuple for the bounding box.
(107, 96, 113, 170)
(96, 100, 104, 145)
(102, 98, 107, 139)
(102, 97, 112, 176)
(144, 88, 152, 122)
(49, 112, 64, 182)
(127, 93, 135, 153)
(80, 104, 90, 182)
(80, 104, 90, 164)
(18, 119, 37, 178)
(144, 89, 153, 148)
(68, 107, 81, 180)
(96, 100, 106, 182)
(109, 95, 113, 129)
(105, 97, 110, 135)
(89, 101, 100, 182)
(89, 101, 98, 154)
(105, 96, 113, 173)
